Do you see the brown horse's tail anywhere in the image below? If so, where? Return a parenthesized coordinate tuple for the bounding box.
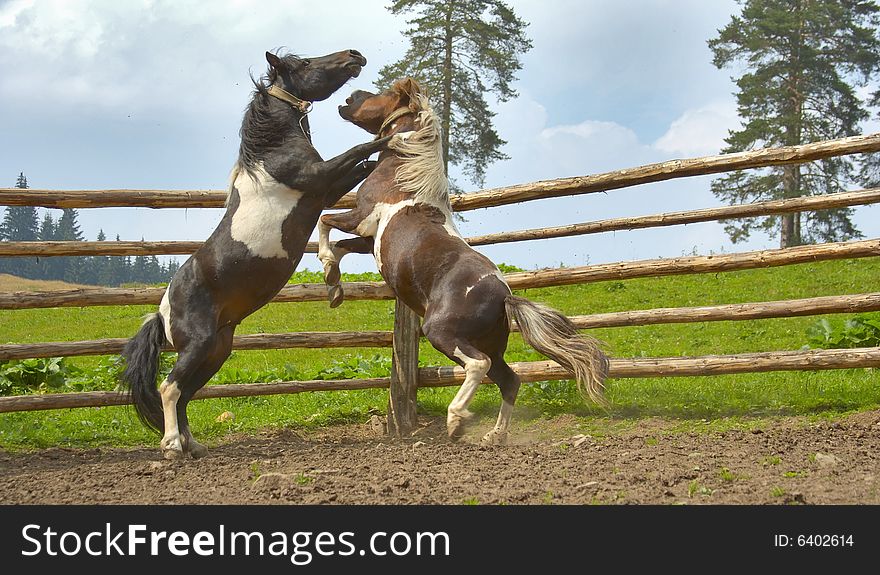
(505, 295, 609, 407)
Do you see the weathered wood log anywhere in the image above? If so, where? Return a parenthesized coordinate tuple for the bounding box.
(0, 189, 358, 210)
(0, 281, 395, 310)
(0, 240, 322, 257)
(467, 188, 880, 246)
(387, 300, 421, 437)
(0, 331, 393, 361)
(416, 347, 880, 387)
(2, 239, 877, 309)
(3, 291, 876, 361)
(2, 347, 877, 413)
(0, 241, 206, 257)
(559, 292, 880, 330)
(3, 134, 877, 214)
(0, 377, 391, 413)
(504, 238, 880, 290)
(451, 133, 880, 211)
(6, 188, 880, 258)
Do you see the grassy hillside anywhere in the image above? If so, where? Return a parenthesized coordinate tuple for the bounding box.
(0, 273, 92, 292)
(0, 258, 878, 449)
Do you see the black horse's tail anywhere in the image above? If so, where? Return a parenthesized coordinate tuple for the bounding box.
(505, 295, 609, 407)
(121, 313, 167, 432)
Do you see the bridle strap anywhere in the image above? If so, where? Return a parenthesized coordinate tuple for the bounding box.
(375, 107, 414, 140)
(267, 84, 312, 114)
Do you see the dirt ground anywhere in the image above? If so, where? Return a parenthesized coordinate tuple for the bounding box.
(1, 411, 878, 505)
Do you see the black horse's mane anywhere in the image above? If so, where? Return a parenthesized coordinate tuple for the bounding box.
(237, 52, 304, 174)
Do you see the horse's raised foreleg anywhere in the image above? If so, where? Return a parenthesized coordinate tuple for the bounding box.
(324, 160, 377, 208)
(318, 210, 375, 307)
(294, 137, 390, 191)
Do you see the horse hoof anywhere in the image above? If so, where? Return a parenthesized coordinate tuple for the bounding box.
(163, 448, 185, 460)
(188, 443, 210, 459)
(329, 286, 345, 308)
(446, 413, 471, 441)
(481, 430, 508, 446)
(447, 423, 465, 441)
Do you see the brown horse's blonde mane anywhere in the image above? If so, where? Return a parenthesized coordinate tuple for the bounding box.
(387, 91, 450, 207)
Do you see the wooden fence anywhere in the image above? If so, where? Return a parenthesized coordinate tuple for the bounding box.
(1, 133, 880, 435)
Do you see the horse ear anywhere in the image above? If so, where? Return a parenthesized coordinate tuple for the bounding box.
(405, 78, 422, 96)
(402, 78, 423, 110)
(265, 51, 283, 71)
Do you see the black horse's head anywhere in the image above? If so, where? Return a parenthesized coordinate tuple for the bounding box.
(265, 49, 366, 102)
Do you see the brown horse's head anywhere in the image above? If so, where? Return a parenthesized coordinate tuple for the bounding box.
(338, 77, 423, 135)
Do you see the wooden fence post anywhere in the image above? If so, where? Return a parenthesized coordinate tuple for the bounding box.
(387, 298, 420, 437)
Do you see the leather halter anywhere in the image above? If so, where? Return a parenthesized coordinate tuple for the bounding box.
(267, 84, 312, 114)
(375, 107, 414, 140)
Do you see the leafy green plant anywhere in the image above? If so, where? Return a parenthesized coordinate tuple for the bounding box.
(518, 379, 580, 414)
(313, 354, 392, 380)
(495, 263, 525, 274)
(806, 316, 880, 349)
(0, 357, 78, 395)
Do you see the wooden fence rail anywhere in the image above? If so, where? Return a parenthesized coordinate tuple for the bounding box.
(0, 281, 394, 310)
(2, 238, 877, 310)
(3, 133, 878, 212)
(3, 188, 879, 257)
(0, 331, 393, 361)
(1, 346, 877, 414)
(565, 292, 880, 329)
(452, 133, 880, 211)
(4, 292, 879, 361)
(466, 188, 880, 246)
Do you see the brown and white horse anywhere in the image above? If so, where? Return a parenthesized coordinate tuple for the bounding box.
(121, 49, 391, 459)
(318, 79, 609, 444)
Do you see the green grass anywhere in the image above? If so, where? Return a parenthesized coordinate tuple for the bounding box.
(1, 259, 879, 449)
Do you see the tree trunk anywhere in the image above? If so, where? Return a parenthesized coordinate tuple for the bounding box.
(441, 1, 454, 174)
(780, 5, 805, 248)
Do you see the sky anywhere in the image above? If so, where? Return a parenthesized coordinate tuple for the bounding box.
(1, 0, 878, 274)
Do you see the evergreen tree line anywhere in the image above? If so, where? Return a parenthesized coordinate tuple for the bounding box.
(0, 173, 180, 286)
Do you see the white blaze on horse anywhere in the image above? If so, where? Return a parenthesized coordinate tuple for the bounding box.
(121, 49, 391, 460)
(318, 78, 609, 445)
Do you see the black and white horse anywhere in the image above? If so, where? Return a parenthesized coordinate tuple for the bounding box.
(122, 49, 391, 459)
(318, 79, 609, 444)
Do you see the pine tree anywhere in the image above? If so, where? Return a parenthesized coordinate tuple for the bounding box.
(94, 229, 115, 286)
(35, 212, 57, 279)
(709, 0, 880, 247)
(376, 0, 532, 190)
(54, 208, 86, 283)
(860, 90, 880, 186)
(145, 255, 162, 283)
(107, 234, 131, 286)
(0, 172, 39, 277)
(132, 255, 148, 284)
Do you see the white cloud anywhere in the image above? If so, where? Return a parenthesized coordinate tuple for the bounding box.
(653, 99, 739, 157)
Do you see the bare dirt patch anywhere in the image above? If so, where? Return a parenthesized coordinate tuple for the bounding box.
(1, 411, 878, 505)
